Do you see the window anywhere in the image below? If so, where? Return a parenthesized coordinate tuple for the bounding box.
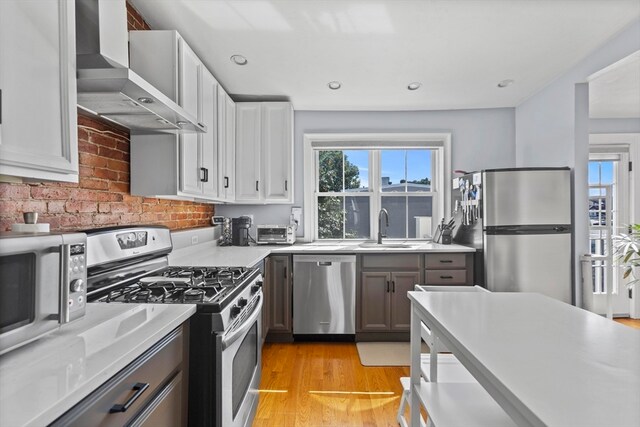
(303, 133, 451, 241)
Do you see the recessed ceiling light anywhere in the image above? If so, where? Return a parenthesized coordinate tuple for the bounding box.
(407, 82, 422, 90)
(137, 97, 153, 104)
(176, 121, 188, 127)
(328, 81, 342, 90)
(497, 79, 514, 88)
(230, 55, 248, 66)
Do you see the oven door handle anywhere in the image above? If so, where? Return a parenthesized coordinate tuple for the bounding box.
(222, 293, 263, 350)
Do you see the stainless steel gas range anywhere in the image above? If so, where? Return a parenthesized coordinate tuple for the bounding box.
(85, 226, 263, 427)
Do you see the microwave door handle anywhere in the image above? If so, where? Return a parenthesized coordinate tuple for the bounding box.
(222, 293, 263, 350)
(59, 244, 71, 324)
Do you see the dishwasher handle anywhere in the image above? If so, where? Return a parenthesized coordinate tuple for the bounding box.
(317, 261, 332, 267)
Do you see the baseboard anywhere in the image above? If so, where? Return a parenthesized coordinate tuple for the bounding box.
(294, 334, 355, 342)
(356, 332, 410, 342)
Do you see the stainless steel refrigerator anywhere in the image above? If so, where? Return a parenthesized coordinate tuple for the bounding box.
(452, 167, 573, 304)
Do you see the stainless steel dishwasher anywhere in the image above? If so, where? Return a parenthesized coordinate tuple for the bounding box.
(293, 254, 356, 334)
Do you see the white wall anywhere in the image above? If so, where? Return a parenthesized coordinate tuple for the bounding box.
(515, 18, 640, 307)
(217, 107, 516, 231)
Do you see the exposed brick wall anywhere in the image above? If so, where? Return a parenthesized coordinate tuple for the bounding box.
(0, 2, 216, 233)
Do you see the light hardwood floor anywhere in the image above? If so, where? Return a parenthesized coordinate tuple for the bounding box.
(255, 318, 639, 426)
(615, 317, 640, 329)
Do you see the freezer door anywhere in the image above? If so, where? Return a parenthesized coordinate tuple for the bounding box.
(484, 232, 572, 303)
(483, 169, 571, 226)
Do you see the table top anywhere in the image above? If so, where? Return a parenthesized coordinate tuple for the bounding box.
(408, 291, 640, 427)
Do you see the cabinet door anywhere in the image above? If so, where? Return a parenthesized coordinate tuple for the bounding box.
(266, 255, 291, 333)
(235, 103, 262, 202)
(179, 134, 201, 195)
(360, 272, 391, 331)
(199, 68, 218, 198)
(178, 38, 200, 119)
(390, 271, 421, 331)
(223, 93, 236, 200)
(0, 0, 78, 182)
(128, 371, 186, 427)
(262, 103, 293, 202)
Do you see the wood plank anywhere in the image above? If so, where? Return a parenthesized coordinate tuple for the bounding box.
(256, 342, 408, 426)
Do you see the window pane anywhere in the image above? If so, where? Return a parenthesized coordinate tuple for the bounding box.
(408, 196, 433, 238)
(317, 196, 343, 239)
(345, 196, 370, 238)
(381, 150, 406, 192)
(381, 196, 407, 238)
(318, 151, 343, 192)
(406, 150, 432, 192)
(344, 150, 369, 191)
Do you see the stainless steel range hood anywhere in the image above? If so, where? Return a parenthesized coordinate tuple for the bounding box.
(75, 0, 206, 134)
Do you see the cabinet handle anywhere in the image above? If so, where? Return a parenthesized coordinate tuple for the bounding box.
(285, 180, 288, 192)
(284, 266, 287, 279)
(224, 176, 229, 188)
(200, 167, 209, 182)
(109, 382, 149, 413)
(386, 280, 390, 292)
(392, 280, 396, 292)
(256, 180, 259, 192)
(439, 260, 453, 263)
(440, 275, 454, 279)
(198, 122, 205, 128)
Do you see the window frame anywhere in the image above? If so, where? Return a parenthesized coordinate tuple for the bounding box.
(302, 133, 451, 242)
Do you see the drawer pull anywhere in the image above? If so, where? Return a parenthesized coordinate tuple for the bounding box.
(439, 260, 453, 263)
(110, 382, 149, 413)
(440, 275, 454, 279)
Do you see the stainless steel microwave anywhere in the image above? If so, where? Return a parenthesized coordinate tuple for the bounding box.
(255, 225, 296, 245)
(0, 232, 87, 355)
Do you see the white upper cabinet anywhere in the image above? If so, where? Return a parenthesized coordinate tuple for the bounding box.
(0, 0, 78, 182)
(235, 102, 293, 204)
(217, 87, 236, 202)
(235, 103, 263, 202)
(130, 32, 220, 201)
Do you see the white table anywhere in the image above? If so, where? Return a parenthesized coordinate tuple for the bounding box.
(408, 291, 640, 427)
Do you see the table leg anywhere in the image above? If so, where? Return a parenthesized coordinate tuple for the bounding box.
(410, 305, 421, 427)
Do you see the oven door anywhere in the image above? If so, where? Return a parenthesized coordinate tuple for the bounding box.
(0, 234, 63, 355)
(220, 293, 263, 427)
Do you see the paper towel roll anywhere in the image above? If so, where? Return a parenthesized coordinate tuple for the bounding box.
(12, 223, 50, 233)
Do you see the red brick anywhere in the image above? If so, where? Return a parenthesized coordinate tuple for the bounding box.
(78, 140, 99, 155)
(90, 133, 119, 149)
(79, 165, 94, 177)
(21, 200, 48, 214)
(93, 213, 121, 226)
(110, 203, 141, 214)
(94, 167, 119, 181)
(30, 186, 73, 200)
(66, 201, 98, 213)
(0, 200, 22, 213)
(79, 152, 108, 168)
(107, 159, 129, 173)
(109, 181, 129, 193)
(122, 195, 142, 204)
(116, 141, 130, 153)
(118, 172, 130, 183)
(77, 127, 90, 142)
(119, 213, 141, 223)
(80, 178, 109, 191)
(143, 198, 158, 204)
(48, 201, 66, 213)
(98, 203, 111, 213)
(0, 184, 31, 200)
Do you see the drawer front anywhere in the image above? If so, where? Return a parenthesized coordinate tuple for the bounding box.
(425, 270, 468, 285)
(53, 326, 185, 427)
(361, 254, 421, 269)
(425, 253, 467, 269)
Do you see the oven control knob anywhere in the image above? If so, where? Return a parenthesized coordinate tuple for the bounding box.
(70, 279, 84, 293)
(251, 281, 263, 294)
(237, 297, 248, 307)
(230, 305, 242, 318)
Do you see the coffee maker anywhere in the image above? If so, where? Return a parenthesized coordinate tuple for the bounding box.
(231, 216, 252, 246)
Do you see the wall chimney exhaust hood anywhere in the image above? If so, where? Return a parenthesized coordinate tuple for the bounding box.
(75, 0, 206, 134)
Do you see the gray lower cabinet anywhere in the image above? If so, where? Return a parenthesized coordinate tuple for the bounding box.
(264, 255, 292, 341)
(424, 253, 474, 285)
(358, 254, 422, 335)
(51, 323, 189, 427)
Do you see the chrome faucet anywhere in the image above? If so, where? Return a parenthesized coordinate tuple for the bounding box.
(377, 208, 389, 244)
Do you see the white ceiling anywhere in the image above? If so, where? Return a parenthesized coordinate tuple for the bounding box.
(129, 0, 640, 111)
(589, 51, 640, 118)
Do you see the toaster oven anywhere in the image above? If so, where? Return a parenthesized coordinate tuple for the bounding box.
(256, 225, 296, 245)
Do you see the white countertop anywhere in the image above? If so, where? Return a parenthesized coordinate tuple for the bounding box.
(0, 303, 196, 427)
(168, 240, 474, 267)
(408, 291, 640, 427)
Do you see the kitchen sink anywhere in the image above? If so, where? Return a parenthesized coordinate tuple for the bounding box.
(358, 242, 415, 248)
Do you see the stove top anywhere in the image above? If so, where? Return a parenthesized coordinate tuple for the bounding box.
(90, 266, 259, 312)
